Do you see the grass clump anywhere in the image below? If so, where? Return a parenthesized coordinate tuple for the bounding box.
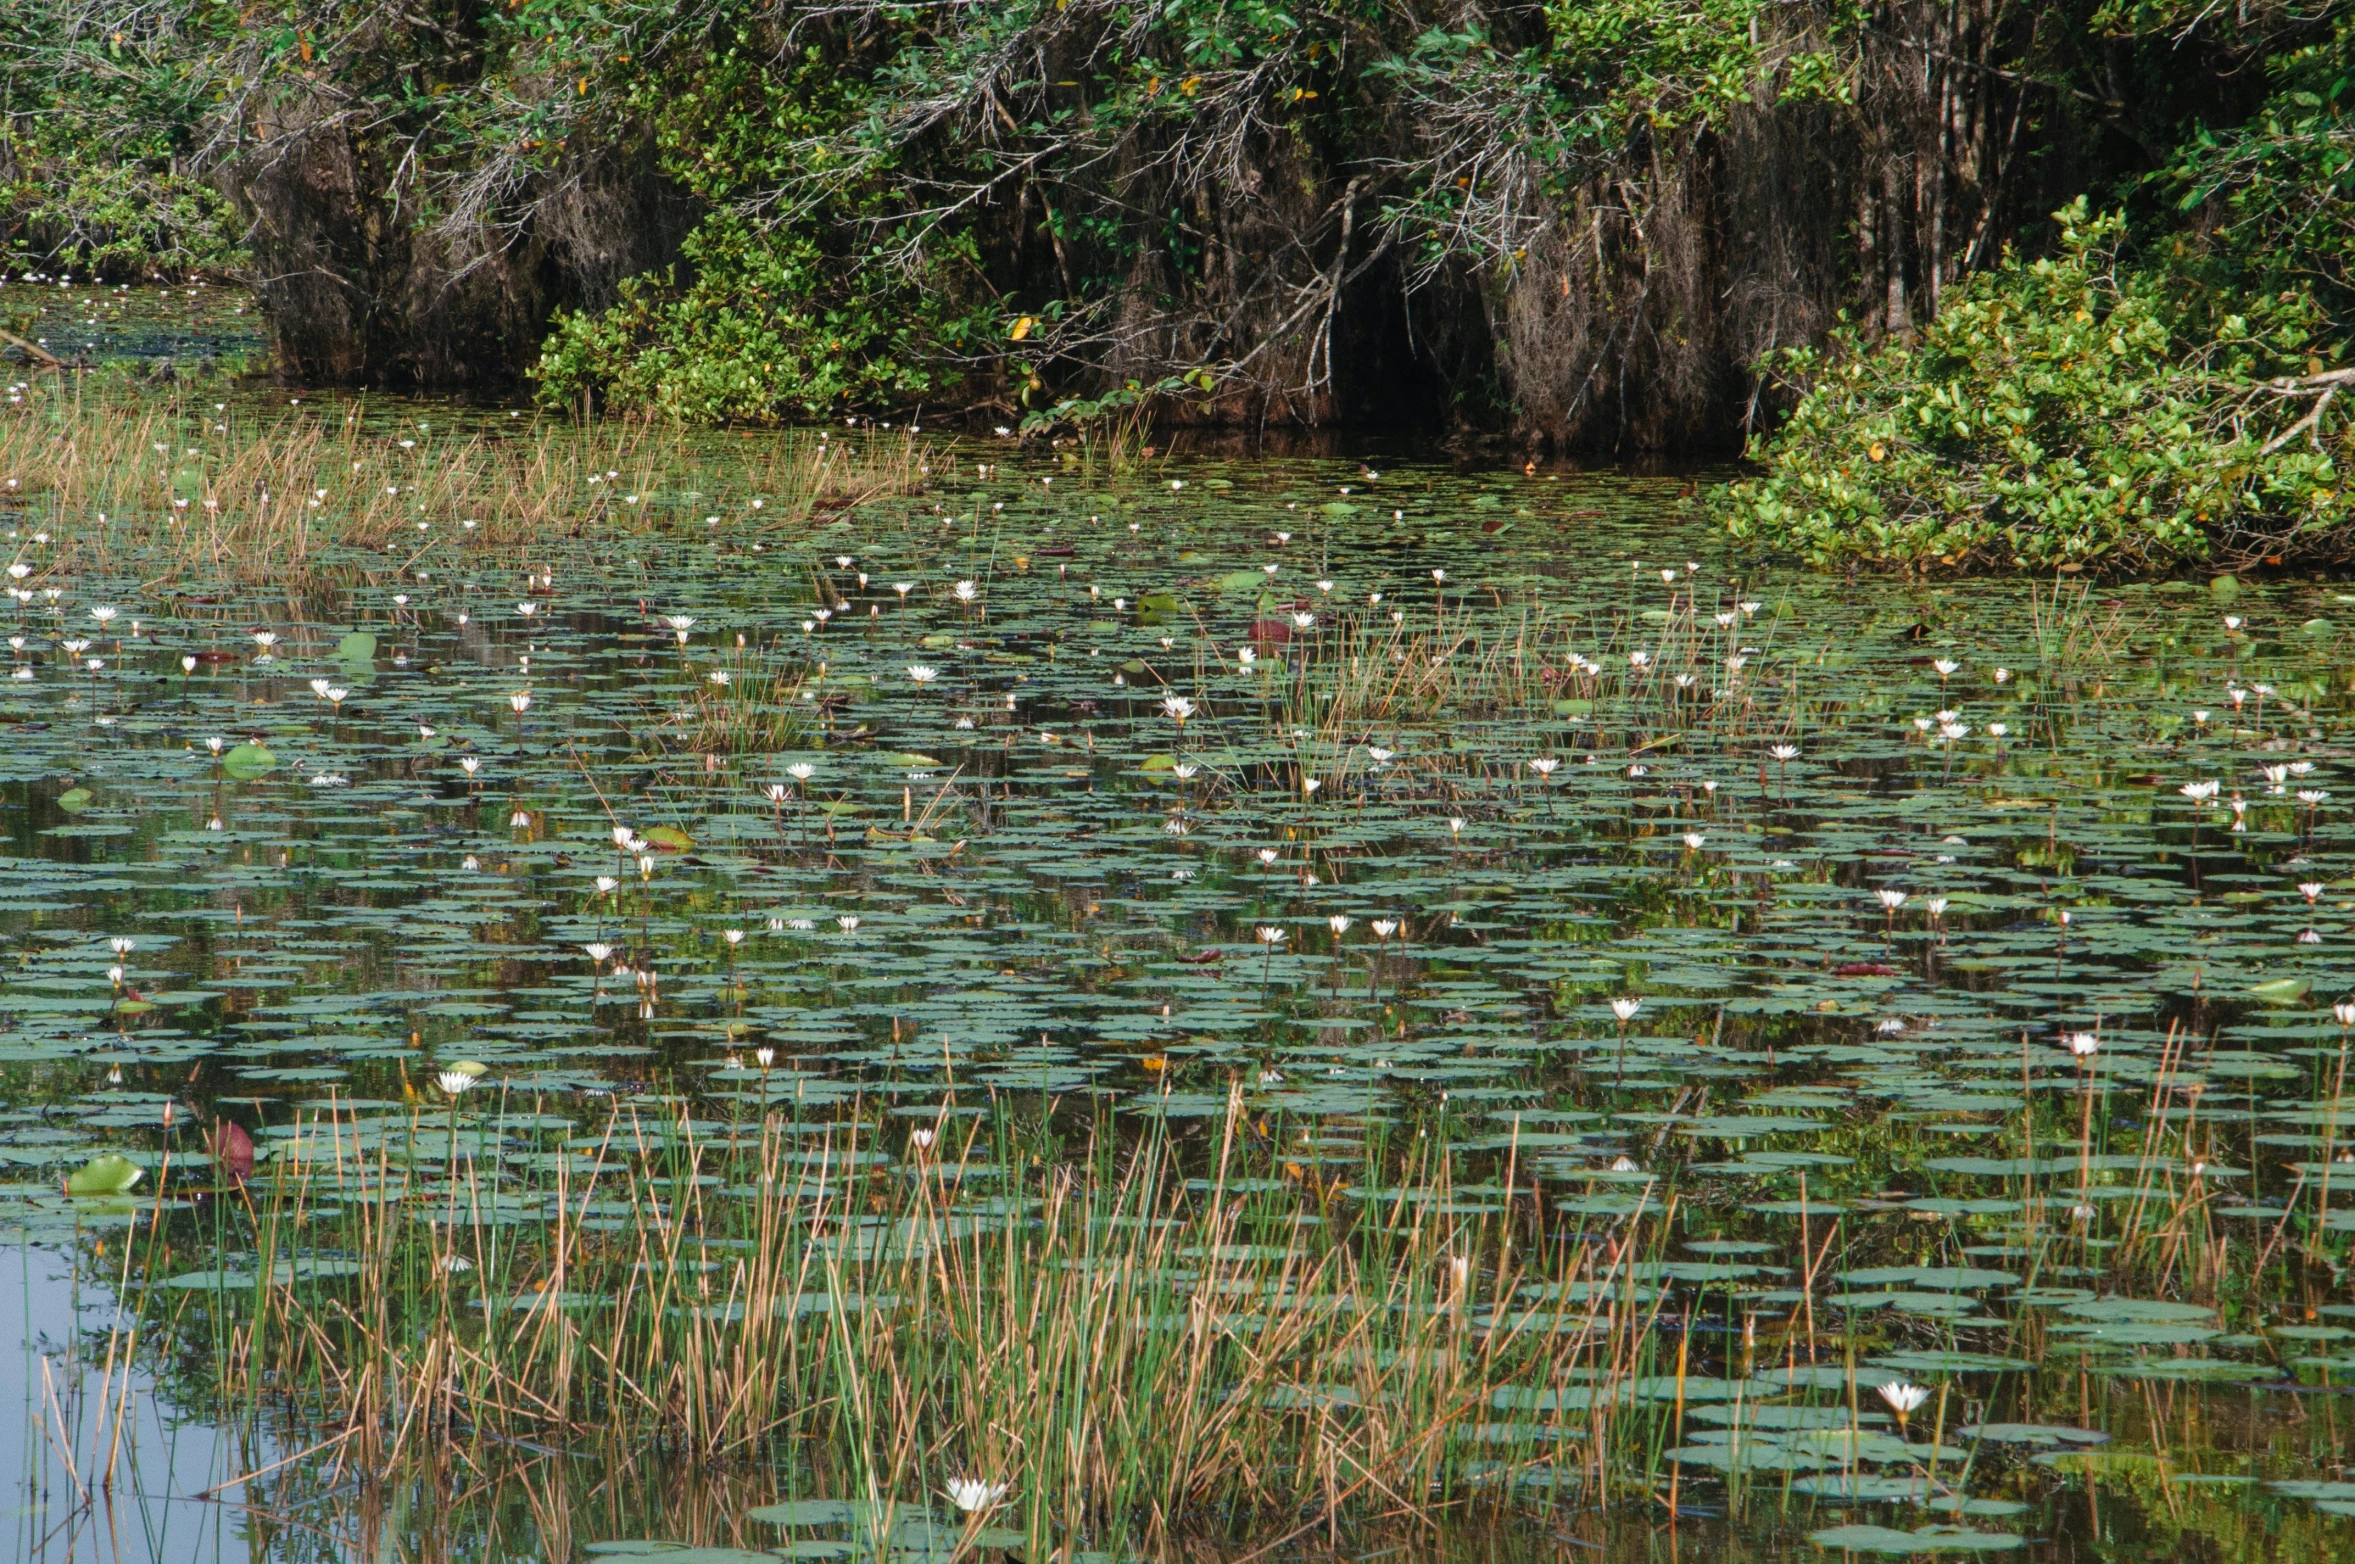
(126, 1094, 1663, 1556)
(0, 379, 937, 587)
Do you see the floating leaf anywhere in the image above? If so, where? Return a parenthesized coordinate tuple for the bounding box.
(65, 1154, 144, 1196)
(222, 742, 277, 779)
(1807, 1524, 2023, 1553)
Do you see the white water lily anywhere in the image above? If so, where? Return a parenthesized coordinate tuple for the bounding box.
(1876, 1381, 1931, 1418)
(906, 664, 938, 684)
(1610, 997, 1641, 1023)
(944, 1477, 1008, 1513)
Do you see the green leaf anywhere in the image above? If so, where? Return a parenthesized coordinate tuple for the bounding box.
(66, 1154, 144, 1196)
(222, 742, 277, 779)
(1808, 1524, 2023, 1553)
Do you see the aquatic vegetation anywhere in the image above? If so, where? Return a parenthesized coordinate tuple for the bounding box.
(0, 434, 2351, 1561)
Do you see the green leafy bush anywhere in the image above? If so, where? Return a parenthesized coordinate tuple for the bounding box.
(1721, 201, 2353, 572)
(534, 218, 982, 421)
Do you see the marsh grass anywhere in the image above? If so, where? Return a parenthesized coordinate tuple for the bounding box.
(83, 1067, 2348, 1561)
(109, 1092, 1701, 1556)
(0, 378, 938, 589)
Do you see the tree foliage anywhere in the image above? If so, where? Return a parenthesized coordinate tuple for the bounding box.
(1728, 9, 2355, 570)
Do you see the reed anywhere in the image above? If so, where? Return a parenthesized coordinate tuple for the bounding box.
(115, 1090, 1699, 1556)
(0, 378, 937, 589)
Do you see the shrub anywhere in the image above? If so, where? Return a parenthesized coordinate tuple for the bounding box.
(1721, 201, 2354, 572)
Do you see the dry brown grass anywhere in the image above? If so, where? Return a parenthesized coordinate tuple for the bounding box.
(0, 378, 938, 588)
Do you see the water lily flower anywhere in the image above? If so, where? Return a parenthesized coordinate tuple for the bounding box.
(1372, 920, 1398, 938)
(1610, 1155, 1640, 1173)
(907, 664, 938, 684)
(2065, 1032, 2099, 1058)
(1163, 694, 1195, 723)
(510, 691, 531, 714)
(2181, 780, 2220, 802)
(1256, 925, 1286, 945)
(1876, 888, 1908, 910)
(596, 876, 619, 895)
(838, 915, 860, 933)
(1610, 997, 1641, 1022)
(1768, 743, 1800, 762)
(945, 1478, 1008, 1513)
(953, 580, 978, 603)
(437, 1067, 481, 1096)
(1329, 915, 1353, 935)
(1876, 1381, 1930, 1421)
(1528, 757, 1559, 777)
(584, 943, 613, 964)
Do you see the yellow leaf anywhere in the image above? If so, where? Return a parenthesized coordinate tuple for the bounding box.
(1010, 316, 1035, 342)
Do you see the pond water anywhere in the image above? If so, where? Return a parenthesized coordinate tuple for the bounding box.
(0, 376, 2352, 1561)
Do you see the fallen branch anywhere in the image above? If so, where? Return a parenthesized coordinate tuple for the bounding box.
(0, 328, 63, 368)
